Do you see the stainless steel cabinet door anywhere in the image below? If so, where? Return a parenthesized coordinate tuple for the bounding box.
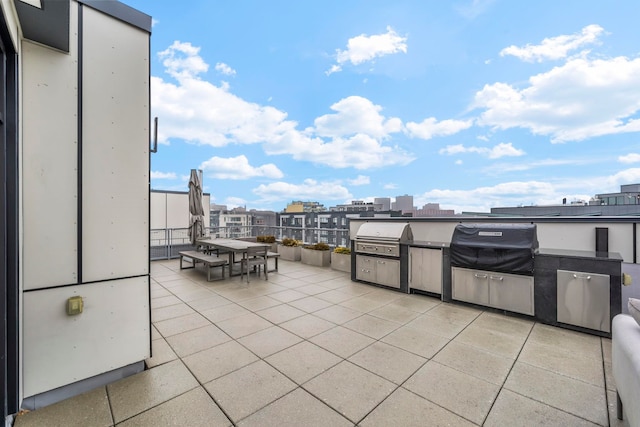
(409, 248, 443, 294)
(557, 270, 610, 332)
(452, 267, 489, 305)
(375, 258, 400, 289)
(488, 272, 534, 316)
(356, 255, 376, 283)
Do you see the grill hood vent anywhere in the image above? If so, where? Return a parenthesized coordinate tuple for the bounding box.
(355, 222, 413, 242)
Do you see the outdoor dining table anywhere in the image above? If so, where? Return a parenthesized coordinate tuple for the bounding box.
(196, 238, 270, 277)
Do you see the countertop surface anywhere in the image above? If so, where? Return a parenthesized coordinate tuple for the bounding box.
(537, 248, 623, 261)
(409, 240, 450, 248)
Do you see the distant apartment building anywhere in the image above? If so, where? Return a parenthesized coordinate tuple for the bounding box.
(277, 209, 403, 247)
(250, 210, 278, 235)
(330, 200, 384, 212)
(489, 184, 640, 216)
(374, 197, 391, 211)
(413, 203, 455, 217)
(209, 206, 277, 236)
(284, 200, 325, 213)
(217, 212, 252, 238)
(393, 194, 414, 213)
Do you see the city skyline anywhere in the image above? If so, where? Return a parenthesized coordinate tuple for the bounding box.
(128, 0, 640, 214)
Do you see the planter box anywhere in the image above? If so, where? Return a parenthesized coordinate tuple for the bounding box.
(331, 252, 351, 273)
(278, 245, 301, 261)
(301, 248, 330, 267)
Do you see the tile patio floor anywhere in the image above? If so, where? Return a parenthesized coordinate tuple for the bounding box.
(14, 259, 631, 426)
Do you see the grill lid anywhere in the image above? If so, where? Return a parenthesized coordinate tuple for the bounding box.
(355, 222, 413, 242)
(450, 223, 538, 274)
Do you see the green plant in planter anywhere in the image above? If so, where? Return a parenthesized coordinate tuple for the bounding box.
(305, 242, 330, 251)
(257, 235, 276, 243)
(333, 246, 351, 254)
(281, 238, 302, 247)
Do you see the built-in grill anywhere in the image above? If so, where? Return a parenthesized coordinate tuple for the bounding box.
(450, 223, 538, 274)
(353, 222, 413, 290)
(450, 223, 538, 315)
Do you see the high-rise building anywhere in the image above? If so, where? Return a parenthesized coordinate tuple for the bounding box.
(394, 194, 414, 213)
(374, 197, 391, 211)
(284, 200, 325, 213)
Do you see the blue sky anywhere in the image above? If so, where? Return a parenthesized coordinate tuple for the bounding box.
(126, 0, 640, 213)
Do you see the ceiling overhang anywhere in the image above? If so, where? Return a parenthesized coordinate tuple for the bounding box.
(13, 0, 151, 53)
(14, 0, 70, 52)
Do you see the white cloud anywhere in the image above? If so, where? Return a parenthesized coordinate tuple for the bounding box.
(484, 158, 591, 174)
(225, 197, 246, 208)
(158, 41, 208, 80)
(500, 24, 604, 63)
(439, 142, 525, 159)
(314, 96, 402, 139)
(406, 117, 473, 140)
(153, 43, 415, 169)
(150, 171, 177, 179)
(253, 179, 352, 202)
(416, 167, 640, 213)
(215, 62, 236, 76)
(619, 153, 640, 164)
(455, 159, 463, 165)
(383, 183, 398, 190)
(347, 175, 370, 186)
(265, 131, 414, 170)
(200, 155, 283, 180)
(474, 55, 640, 142)
(419, 180, 556, 213)
(327, 26, 407, 75)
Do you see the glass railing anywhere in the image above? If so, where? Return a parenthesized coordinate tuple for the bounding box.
(150, 226, 351, 260)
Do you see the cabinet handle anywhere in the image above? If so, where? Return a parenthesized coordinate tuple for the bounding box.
(474, 273, 488, 279)
(490, 275, 503, 281)
(572, 274, 591, 280)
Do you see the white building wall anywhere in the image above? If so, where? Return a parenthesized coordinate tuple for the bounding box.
(21, 7, 79, 290)
(81, 6, 149, 282)
(150, 191, 211, 230)
(20, 1, 152, 402)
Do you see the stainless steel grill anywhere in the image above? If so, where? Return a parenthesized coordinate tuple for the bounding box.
(450, 223, 538, 316)
(355, 222, 413, 255)
(354, 222, 413, 290)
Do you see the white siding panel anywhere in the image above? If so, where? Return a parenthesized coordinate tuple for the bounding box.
(23, 276, 150, 397)
(150, 192, 167, 229)
(81, 7, 149, 281)
(166, 193, 187, 228)
(22, 22, 78, 290)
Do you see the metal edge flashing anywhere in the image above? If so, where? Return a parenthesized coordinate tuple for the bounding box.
(76, 3, 83, 284)
(78, 0, 151, 33)
(146, 32, 152, 360)
(21, 360, 144, 410)
(0, 8, 20, 416)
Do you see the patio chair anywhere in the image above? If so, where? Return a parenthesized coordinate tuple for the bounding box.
(240, 246, 268, 283)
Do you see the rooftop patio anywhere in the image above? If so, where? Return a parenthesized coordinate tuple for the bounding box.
(15, 259, 629, 426)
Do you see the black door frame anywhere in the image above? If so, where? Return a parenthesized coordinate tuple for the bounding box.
(0, 10, 19, 419)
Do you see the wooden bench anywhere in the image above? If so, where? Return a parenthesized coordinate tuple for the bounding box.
(179, 251, 227, 282)
(266, 251, 280, 273)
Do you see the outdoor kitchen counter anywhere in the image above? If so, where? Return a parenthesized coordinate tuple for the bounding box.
(534, 248, 623, 337)
(410, 240, 449, 248)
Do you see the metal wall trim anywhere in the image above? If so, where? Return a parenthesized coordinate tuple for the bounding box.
(76, 4, 83, 285)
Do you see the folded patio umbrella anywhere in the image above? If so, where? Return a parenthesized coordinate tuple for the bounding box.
(188, 169, 205, 245)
